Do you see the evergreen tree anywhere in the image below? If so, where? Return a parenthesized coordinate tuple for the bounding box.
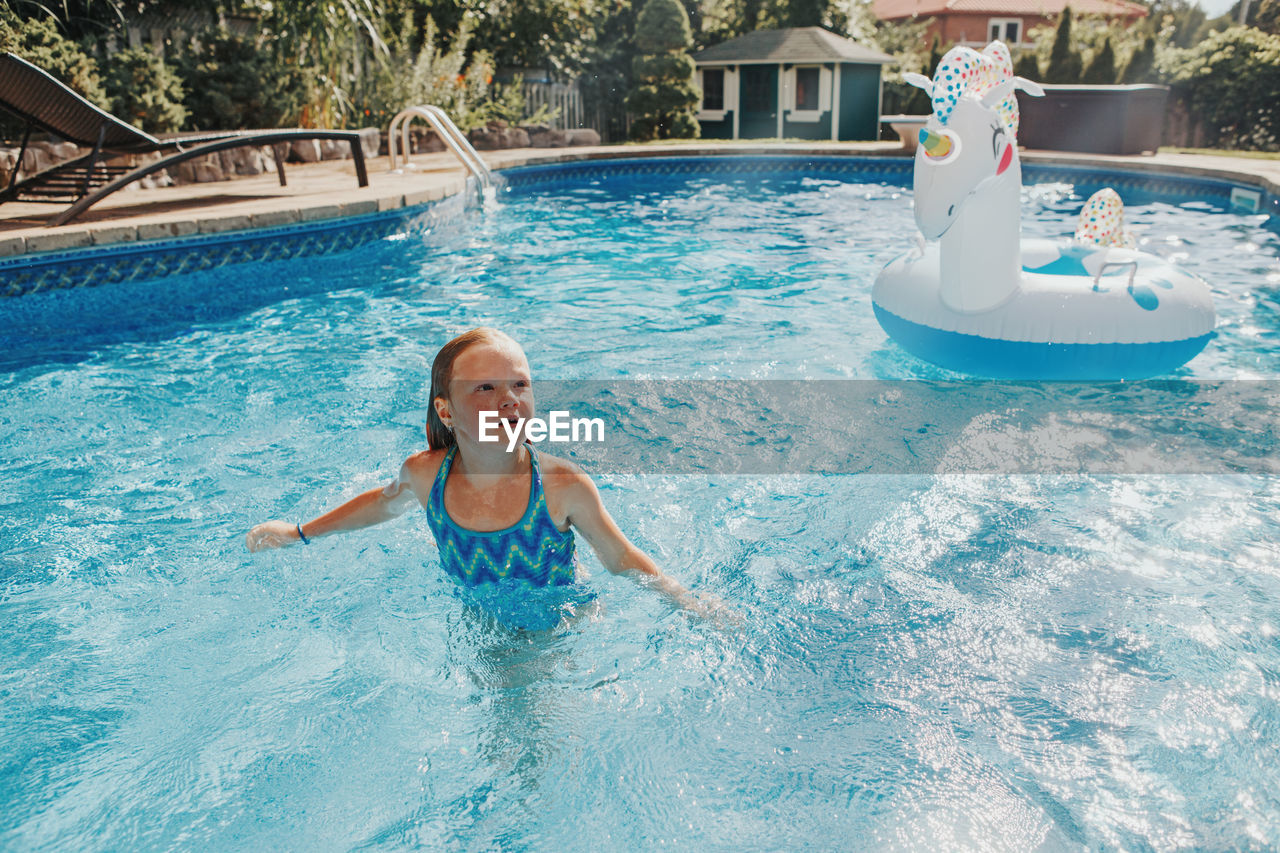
(103, 47, 187, 133)
(1013, 49, 1041, 81)
(626, 0, 700, 140)
(1120, 36, 1156, 83)
(178, 31, 307, 130)
(1044, 7, 1083, 83)
(1080, 36, 1116, 83)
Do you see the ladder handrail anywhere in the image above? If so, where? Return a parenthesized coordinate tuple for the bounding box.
(388, 105, 494, 191)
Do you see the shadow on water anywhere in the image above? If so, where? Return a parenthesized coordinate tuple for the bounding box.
(0, 254, 384, 375)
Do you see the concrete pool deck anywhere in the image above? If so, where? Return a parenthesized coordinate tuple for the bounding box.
(0, 141, 1277, 258)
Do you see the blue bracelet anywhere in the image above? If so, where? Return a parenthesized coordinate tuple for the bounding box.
(296, 523, 310, 545)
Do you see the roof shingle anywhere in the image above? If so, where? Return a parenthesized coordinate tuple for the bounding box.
(692, 27, 895, 65)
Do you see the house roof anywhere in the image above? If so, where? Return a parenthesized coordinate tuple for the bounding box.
(692, 27, 895, 65)
(873, 0, 1147, 19)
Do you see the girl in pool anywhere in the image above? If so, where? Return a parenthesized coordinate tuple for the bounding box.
(246, 327, 716, 616)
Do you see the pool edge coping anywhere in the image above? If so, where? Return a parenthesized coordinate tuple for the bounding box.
(0, 144, 1276, 264)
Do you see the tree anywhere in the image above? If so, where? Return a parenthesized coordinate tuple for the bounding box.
(759, 0, 845, 29)
(1162, 26, 1280, 150)
(1120, 35, 1156, 83)
(626, 0, 700, 140)
(1080, 36, 1116, 83)
(103, 46, 186, 132)
(0, 7, 106, 105)
(1014, 49, 1041, 80)
(177, 30, 307, 130)
(244, 0, 387, 128)
(1043, 7, 1083, 83)
(580, 0, 641, 141)
(1255, 0, 1280, 33)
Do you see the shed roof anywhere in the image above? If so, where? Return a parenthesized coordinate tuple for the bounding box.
(872, 0, 1146, 19)
(692, 27, 895, 65)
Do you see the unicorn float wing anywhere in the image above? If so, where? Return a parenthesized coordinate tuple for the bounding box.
(872, 41, 1215, 380)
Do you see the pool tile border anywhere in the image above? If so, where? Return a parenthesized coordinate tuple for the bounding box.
(0, 149, 1276, 299)
(0, 193, 470, 298)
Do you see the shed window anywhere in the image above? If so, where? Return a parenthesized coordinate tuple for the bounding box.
(702, 68, 724, 111)
(795, 67, 820, 111)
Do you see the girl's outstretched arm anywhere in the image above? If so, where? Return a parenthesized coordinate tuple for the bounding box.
(558, 465, 728, 618)
(245, 460, 424, 552)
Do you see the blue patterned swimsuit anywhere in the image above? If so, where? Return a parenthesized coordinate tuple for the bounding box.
(424, 445, 578, 588)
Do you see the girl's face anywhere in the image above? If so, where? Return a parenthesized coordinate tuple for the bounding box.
(436, 341, 535, 448)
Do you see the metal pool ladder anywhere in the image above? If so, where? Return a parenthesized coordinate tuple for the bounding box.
(388, 105, 495, 199)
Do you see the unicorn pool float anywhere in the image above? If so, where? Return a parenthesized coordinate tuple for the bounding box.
(872, 41, 1215, 379)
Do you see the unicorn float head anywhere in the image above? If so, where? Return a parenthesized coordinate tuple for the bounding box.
(902, 42, 1043, 312)
(871, 40, 1215, 378)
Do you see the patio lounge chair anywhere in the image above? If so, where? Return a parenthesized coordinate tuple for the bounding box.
(0, 52, 368, 227)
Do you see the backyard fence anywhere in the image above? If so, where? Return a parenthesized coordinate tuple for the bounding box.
(523, 81, 584, 130)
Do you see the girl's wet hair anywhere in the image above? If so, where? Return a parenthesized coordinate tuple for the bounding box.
(426, 327, 522, 450)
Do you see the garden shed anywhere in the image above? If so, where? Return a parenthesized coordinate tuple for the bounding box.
(691, 27, 894, 141)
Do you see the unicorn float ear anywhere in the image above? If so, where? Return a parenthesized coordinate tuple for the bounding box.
(980, 76, 1044, 108)
(903, 72, 934, 96)
(980, 79, 1017, 108)
(1014, 77, 1045, 97)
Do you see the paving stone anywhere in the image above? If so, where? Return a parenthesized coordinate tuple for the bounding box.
(25, 230, 92, 253)
(89, 226, 139, 245)
(299, 204, 342, 222)
(199, 215, 252, 234)
(250, 209, 301, 228)
(137, 220, 199, 240)
(0, 235, 26, 256)
(339, 199, 378, 217)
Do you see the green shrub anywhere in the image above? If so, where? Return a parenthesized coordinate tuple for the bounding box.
(351, 13, 495, 131)
(178, 31, 307, 130)
(0, 8, 106, 105)
(626, 0, 700, 140)
(1162, 26, 1280, 150)
(102, 47, 186, 133)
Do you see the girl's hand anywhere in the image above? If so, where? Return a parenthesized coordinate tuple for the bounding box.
(246, 520, 303, 552)
(685, 591, 744, 626)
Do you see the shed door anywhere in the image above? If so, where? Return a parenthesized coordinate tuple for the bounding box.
(739, 65, 778, 139)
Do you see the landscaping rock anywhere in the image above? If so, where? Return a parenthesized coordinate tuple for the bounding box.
(412, 128, 446, 153)
(289, 139, 321, 163)
(193, 159, 224, 182)
(50, 141, 80, 161)
(358, 127, 381, 159)
(529, 129, 570, 148)
(319, 139, 352, 160)
(467, 126, 530, 150)
(565, 128, 601, 146)
(21, 147, 50, 175)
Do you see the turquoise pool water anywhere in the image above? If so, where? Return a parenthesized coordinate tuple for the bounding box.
(2, 157, 1279, 849)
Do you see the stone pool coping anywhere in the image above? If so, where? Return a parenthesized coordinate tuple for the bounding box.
(0, 141, 1276, 259)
